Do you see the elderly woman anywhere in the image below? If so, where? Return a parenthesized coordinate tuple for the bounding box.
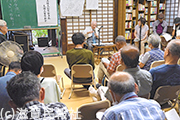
(139, 34, 164, 71)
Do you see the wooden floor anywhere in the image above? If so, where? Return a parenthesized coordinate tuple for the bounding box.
(44, 55, 99, 114)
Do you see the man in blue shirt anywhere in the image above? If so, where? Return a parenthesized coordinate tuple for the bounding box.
(150, 39, 180, 98)
(102, 71, 165, 120)
(0, 61, 21, 117)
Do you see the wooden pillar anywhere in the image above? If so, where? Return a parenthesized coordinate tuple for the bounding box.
(61, 18, 67, 55)
(113, 0, 118, 42)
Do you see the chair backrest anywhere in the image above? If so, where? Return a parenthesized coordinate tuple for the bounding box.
(78, 100, 111, 120)
(178, 59, 180, 65)
(150, 60, 165, 70)
(116, 64, 125, 71)
(41, 63, 58, 81)
(71, 64, 93, 79)
(153, 85, 180, 105)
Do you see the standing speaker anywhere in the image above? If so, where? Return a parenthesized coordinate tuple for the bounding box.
(14, 35, 29, 52)
(38, 37, 49, 47)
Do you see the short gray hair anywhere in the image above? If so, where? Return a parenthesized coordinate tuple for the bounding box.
(108, 72, 135, 96)
(167, 39, 180, 58)
(115, 35, 126, 43)
(148, 34, 161, 48)
(0, 20, 6, 26)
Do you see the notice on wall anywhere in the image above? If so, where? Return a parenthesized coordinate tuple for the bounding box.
(36, 0, 58, 26)
(86, 0, 98, 10)
(60, 0, 85, 16)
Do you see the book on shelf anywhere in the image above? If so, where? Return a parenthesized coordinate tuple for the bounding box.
(125, 22, 132, 28)
(138, 13, 144, 19)
(138, 4, 145, 11)
(145, 2, 148, 7)
(126, 13, 132, 20)
(159, 3, 165, 9)
(150, 8, 157, 14)
(145, 15, 148, 21)
(133, 10, 136, 17)
(133, 20, 136, 27)
(125, 31, 131, 39)
(126, 0, 133, 6)
(126, 7, 132, 12)
(150, 22, 154, 27)
(145, 8, 148, 14)
(151, 1, 157, 7)
(150, 15, 156, 21)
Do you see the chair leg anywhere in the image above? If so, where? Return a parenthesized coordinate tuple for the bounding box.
(59, 77, 66, 99)
(69, 83, 74, 99)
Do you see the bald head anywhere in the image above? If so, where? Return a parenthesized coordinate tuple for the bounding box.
(108, 72, 135, 96)
(166, 40, 180, 58)
(121, 45, 140, 68)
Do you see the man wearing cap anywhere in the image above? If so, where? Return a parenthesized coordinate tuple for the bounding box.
(172, 17, 180, 39)
(153, 13, 168, 35)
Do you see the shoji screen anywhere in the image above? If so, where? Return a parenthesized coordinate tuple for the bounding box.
(66, 0, 114, 45)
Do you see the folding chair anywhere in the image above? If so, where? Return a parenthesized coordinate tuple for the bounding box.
(77, 100, 111, 120)
(116, 64, 125, 71)
(153, 85, 180, 109)
(41, 63, 66, 99)
(69, 64, 96, 99)
(178, 59, 180, 65)
(150, 60, 165, 70)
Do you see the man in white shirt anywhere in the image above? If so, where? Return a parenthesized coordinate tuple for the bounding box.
(83, 21, 99, 51)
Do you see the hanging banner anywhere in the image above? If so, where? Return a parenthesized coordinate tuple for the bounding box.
(86, 0, 98, 10)
(60, 0, 85, 16)
(36, 0, 58, 26)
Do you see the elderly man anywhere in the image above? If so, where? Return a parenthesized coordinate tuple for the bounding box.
(0, 19, 8, 77)
(139, 34, 164, 71)
(153, 13, 168, 35)
(101, 72, 165, 120)
(6, 71, 70, 119)
(150, 39, 180, 98)
(0, 61, 21, 117)
(121, 45, 152, 97)
(83, 21, 99, 51)
(97, 35, 126, 83)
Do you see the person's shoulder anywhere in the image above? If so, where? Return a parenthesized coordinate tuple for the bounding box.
(66, 48, 74, 53)
(83, 49, 93, 54)
(47, 102, 68, 108)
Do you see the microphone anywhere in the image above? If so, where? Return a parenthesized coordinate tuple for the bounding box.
(98, 26, 103, 32)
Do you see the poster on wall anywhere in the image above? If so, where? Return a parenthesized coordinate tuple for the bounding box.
(86, 0, 98, 10)
(36, 0, 58, 26)
(60, 0, 85, 16)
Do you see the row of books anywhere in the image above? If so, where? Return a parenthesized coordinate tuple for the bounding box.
(151, 1, 157, 7)
(126, 13, 132, 20)
(126, 7, 132, 12)
(150, 15, 156, 21)
(125, 31, 131, 39)
(126, 0, 133, 6)
(151, 8, 157, 14)
(125, 22, 132, 28)
(138, 13, 144, 19)
(150, 22, 154, 27)
(159, 3, 165, 10)
(138, 4, 145, 11)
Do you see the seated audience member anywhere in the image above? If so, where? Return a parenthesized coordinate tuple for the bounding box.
(97, 35, 126, 83)
(101, 72, 165, 120)
(153, 13, 168, 35)
(150, 39, 180, 98)
(6, 71, 70, 119)
(0, 61, 21, 116)
(139, 34, 164, 71)
(172, 17, 180, 39)
(121, 45, 152, 96)
(21, 51, 61, 104)
(64, 33, 95, 88)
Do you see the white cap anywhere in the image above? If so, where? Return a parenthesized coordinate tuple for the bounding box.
(0, 20, 6, 26)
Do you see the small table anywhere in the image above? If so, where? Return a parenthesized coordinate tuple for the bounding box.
(93, 44, 116, 64)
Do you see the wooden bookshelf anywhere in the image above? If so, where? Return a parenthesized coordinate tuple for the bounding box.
(118, 0, 166, 44)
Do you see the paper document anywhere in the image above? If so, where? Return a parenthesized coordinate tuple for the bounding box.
(36, 0, 58, 26)
(60, 0, 85, 16)
(86, 0, 98, 10)
(165, 108, 180, 120)
(161, 33, 172, 42)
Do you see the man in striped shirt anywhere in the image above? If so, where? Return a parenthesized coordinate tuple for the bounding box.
(102, 72, 165, 120)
